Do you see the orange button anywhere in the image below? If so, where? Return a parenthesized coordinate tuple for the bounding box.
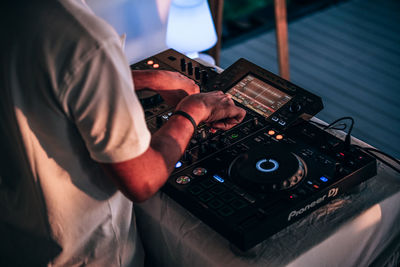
(153, 63, 160, 68)
(276, 134, 283, 140)
(268, 130, 275, 135)
(146, 60, 154, 65)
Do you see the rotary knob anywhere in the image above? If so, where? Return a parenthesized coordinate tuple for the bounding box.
(289, 101, 302, 113)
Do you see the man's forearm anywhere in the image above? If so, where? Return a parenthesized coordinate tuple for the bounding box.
(100, 112, 195, 202)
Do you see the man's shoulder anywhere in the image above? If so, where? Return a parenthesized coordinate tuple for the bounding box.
(57, 0, 120, 46)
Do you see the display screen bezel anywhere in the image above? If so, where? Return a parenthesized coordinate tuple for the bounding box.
(225, 72, 293, 118)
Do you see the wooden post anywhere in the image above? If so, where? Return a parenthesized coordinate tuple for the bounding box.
(274, 0, 290, 80)
(208, 0, 224, 66)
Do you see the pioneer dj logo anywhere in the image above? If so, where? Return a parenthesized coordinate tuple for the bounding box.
(287, 187, 339, 221)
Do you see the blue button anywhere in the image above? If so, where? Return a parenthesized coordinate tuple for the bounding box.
(175, 161, 182, 168)
(213, 174, 224, 183)
(320, 176, 329, 182)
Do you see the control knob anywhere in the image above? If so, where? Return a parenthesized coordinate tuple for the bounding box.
(289, 101, 302, 113)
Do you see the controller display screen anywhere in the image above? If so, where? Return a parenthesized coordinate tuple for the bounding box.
(226, 74, 292, 118)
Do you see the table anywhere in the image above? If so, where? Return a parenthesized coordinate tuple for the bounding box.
(135, 121, 400, 267)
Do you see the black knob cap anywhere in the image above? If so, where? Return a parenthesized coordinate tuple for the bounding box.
(252, 117, 259, 128)
(195, 67, 200, 79)
(201, 71, 208, 85)
(199, 128, 207, 140)
(156, 115, 163, 128)
(180, 58, 186, 72)
(188, 62, 193, 75)
(289, 102, 302, 113)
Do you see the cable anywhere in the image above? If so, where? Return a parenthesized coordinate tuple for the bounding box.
(309, 120, 347, 130)
(322, 117, 354, 149)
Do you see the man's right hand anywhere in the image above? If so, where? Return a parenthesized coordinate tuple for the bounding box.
(175, 91, 246, 130)
(101, 91, 246, 203)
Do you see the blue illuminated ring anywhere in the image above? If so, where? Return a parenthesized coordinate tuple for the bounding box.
(256, 159, 279, 173)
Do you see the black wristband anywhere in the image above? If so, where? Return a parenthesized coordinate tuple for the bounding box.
(172, 110, 197, 131)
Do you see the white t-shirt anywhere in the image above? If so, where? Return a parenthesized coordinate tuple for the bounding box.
(0, 0, 151, 266)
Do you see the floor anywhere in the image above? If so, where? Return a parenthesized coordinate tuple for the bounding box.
(220, 0, 400, 159)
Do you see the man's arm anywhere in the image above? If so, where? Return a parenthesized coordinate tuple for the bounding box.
(131, 70, 199, 106)
(100, 91, 246, 203)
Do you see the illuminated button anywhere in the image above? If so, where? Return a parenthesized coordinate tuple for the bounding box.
(213, 174, 224, 183)
(152, 63, 160, 68)
(313, 184, 320, 189)
(175, 161, 182, 168)
(320, 176, 329, 182)
(271, 116, 279, 122)
(278, 120, 286, 126)
(176, 175, 191, 185)
(193, 167, 207, 176)
(209, 128, 217, 134)
(146, 60, 154, 65)
(268, 130, 276, 135)
(276, 134, 283, 140)
(230, 133, 239, 139)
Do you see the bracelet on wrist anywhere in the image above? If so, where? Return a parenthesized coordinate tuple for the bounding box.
(172, 110, 197, 131)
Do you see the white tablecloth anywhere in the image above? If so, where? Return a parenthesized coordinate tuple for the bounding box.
(136, 158, 400, 267)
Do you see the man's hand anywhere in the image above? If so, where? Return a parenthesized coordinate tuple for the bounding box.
(175, 91, 246, 130)
(132, 70, 199, 106)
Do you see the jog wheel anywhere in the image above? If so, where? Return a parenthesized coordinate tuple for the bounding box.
(228, 145, 307, 192)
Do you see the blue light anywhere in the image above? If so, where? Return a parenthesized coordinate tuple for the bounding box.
(175, 161, 182, 168)
(320, 176, 329, 182)
(213, 174, 224, 183)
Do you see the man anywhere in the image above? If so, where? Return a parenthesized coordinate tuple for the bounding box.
(0, 0, 245, 266)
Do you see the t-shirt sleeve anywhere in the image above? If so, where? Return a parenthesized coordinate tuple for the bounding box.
(60, 37, 151, 163)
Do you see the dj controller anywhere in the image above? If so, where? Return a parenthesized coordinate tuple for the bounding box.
(131, 49, 377, 250)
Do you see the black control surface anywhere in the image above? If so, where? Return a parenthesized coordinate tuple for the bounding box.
(130, 49, 377, 251)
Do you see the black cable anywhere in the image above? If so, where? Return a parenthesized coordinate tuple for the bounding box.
(323, 117, 354, 148)
(309, 120, 347, 130)
(317, 117, 399, 174)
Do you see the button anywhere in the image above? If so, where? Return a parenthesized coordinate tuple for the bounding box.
(212, 174, 225, 183)
(319, 176, 329, 183)
(278, 120, 286, 126)
(210, 185, 227, 195)
(146, 60, 154, 65)
(233, 186, 246, 196)
(198, 192, 214, 202)
(230, 199, 248, 209)
(229, 133, 239, 139)
(271, 116, 279, 122)
(243, 193, 256, 203)
(208, 198, 224, 209)
(188, 185, 204, 195)
(200, 179, 215, 189)
(193, 167, 207, 176)
(268, 130, 276, 135)
(220, 192, 237, 202)
(175, 175, 191, 185)
(218, 205, 235, 217)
